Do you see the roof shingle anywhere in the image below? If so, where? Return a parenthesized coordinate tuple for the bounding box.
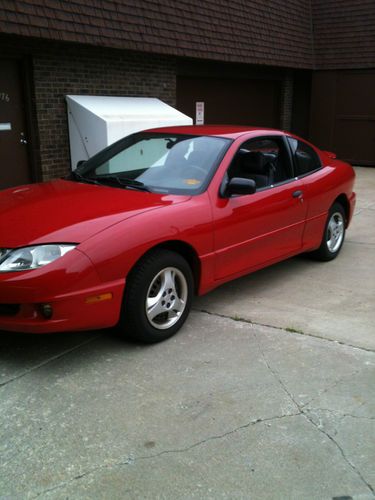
(0, 0, 314, 68)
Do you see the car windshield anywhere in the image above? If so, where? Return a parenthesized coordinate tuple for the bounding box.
(75, 133, 231, 195)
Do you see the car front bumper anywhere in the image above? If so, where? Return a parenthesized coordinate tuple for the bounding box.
(0, 249, 125, 333)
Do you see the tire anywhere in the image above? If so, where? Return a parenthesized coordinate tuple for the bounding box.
(119, 249, 194, 343)
(311, 202, 346, 261)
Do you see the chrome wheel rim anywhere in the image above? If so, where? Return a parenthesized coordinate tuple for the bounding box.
(145, 267, 188, 330)
(327, 211, 344, 253)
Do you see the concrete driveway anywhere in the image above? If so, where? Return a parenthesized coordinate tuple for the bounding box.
(1, 167, 374, 499)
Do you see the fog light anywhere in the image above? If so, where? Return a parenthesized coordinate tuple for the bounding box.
(40, 303, 53, 319)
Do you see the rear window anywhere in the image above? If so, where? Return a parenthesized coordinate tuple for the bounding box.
(287, 137, 321, 177)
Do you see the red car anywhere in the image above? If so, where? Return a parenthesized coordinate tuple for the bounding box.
(0, 126, 355, 342)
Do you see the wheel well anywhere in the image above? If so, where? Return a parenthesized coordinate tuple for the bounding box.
(133, 241, 201, 294)
(334, 194, 350, 226)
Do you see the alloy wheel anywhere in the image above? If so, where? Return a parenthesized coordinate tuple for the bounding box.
(145, 267, 188, 330)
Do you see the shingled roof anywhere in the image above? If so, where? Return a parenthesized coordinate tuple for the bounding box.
(0, 0, 314, 68)
(1, 0, 374, 69)
(312, 0, 375, 69)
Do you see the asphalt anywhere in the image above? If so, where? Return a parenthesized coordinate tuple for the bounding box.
(1, 167, 374, 499)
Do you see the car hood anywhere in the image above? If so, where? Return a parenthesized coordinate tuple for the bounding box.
(0, 179, 190, 247)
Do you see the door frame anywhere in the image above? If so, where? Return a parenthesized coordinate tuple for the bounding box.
(208, 133, 307, 281)
(1, 55, 42, 184)
(21, 55, 42, 183)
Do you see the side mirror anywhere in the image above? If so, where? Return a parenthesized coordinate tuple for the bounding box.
(225, 177, 256, 197)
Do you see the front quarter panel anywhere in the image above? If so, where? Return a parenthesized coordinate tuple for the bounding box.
(78, 193, 214, 285)
(0, 248, 125, 332)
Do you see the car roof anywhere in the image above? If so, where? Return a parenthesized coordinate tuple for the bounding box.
(144, 125, 286, 139)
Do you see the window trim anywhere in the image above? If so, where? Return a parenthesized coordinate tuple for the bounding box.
(221, 134, 297, 196)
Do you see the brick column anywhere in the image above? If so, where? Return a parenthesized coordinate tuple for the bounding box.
(280, 71, 294, 131)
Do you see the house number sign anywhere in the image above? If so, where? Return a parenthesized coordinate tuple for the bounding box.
(0, 93, 10, 102)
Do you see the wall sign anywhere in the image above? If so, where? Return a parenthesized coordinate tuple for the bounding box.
(195, 101, 204, 125)
(0, 122, 11, 131)
(0, 93, 10, 102)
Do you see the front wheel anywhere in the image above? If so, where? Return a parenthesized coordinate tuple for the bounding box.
(311, 202, 346, 261)
(119, 249, 194, 343)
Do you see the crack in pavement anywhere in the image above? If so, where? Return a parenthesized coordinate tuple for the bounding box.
(304, 407, 375, 422)
(255, 332, 375, 497)
(0, 334, 102, 388)
(136, 413, 300, 459)
(194, 308, 375, 354)
(300, 369, 362, 409)
(339, 414, 375, 421)
(31, 412, 300, 498)
(303, 409, 375, 497)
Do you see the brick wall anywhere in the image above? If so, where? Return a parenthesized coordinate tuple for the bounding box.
(1, 37, 176, 180)
(32, 44, 176, 179)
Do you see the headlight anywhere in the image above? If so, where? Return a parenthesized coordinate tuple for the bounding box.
(0, 244, 76, 272)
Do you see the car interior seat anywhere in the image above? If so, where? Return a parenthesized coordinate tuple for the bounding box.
(238, 151, 275, 188)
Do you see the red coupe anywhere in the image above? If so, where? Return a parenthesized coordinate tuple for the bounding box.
(0, 126, 356, 342)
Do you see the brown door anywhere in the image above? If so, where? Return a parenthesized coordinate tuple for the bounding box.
(333, 72, 375, 165)
(310, 70, 375, 166)
(177, 76, 281, 128)
(0, 59, 31, 189)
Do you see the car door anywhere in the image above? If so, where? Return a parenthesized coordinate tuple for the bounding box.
(210, 135, 307, 280)
(286, 136, 331, 250)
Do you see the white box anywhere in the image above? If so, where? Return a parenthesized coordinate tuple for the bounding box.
(66, 95, 193, 169)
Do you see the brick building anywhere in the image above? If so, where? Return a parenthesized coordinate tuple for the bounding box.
(0, 0, 374, 189)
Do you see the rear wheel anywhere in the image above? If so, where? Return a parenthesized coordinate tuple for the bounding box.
(119, 249, 193, 343)
(311, 202, 346, 261)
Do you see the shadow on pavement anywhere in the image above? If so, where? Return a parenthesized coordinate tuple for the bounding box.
(0, 328, 137, 386)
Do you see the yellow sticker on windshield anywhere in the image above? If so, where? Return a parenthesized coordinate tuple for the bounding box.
(184, 179, 201, 185)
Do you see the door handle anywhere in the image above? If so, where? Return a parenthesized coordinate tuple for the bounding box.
(292, 190, 303, 198)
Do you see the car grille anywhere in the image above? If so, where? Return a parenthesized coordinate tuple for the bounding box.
(0, 304, 20, 316)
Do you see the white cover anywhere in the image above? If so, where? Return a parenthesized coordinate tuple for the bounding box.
(66, 95, 193, 169)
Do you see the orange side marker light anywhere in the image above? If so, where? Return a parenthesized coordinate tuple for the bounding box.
(85, 292, 113, 304)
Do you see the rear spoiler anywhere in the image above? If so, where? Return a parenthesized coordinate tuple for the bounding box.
(324, 151, 337, 159)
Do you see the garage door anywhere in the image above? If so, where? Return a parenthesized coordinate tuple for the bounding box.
(0, 59, 31, 189)
(310, 71, 375, 166)
(334, 72, 375, 166)
(177, 76, 281, 128)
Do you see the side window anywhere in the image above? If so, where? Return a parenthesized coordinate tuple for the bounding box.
(287, 137, 321, 177)
(227, 137, 292, 190)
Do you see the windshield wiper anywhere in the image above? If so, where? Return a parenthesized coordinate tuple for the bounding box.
(94, 175, 151, 192)
(69, 171, 101, 185)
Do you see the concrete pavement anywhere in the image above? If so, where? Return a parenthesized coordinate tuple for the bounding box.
(0, 167, 374, 499)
